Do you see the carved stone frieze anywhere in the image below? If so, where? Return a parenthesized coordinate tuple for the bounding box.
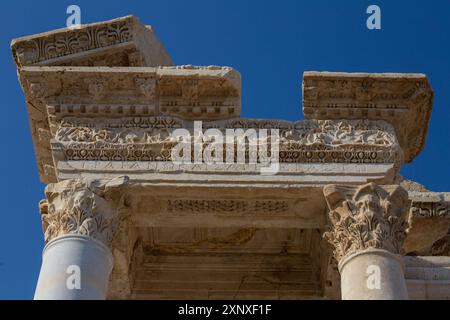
(51, 117, 401, 165)
(323, 183, 410, 263)
(411, 201, 450, 218)
(166, 199, 289, 215)
(18, 65, 241, 182)
(39, 176, 130, 247)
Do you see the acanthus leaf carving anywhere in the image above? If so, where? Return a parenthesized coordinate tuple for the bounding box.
(39, 176, 130, 247)
(323, 183, 410, 263)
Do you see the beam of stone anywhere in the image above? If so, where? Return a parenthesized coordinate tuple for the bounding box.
(17, 66, 241, 182)
(11, 15, 172, 67)
(303, 72, 434, 163)
(323, 182, 410, 300)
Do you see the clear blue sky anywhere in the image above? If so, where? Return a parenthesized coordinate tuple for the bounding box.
(0, 0, 449, 299)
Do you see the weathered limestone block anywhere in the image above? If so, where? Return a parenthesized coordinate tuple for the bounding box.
(11, 16, 172, 67)
(303, 72, 434, 163)
(17, 65, 241, 182)
(404, 192, 450, 254)
(404, 256, 450, 299)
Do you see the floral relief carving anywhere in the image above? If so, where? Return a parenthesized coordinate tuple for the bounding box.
(39, 177, 130, 247)
(52, 117, 401, 164)
(323, 183, 410, 263)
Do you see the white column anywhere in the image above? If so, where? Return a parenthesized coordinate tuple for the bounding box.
(339, 249, 408, 300)
(34, 178, 128, 300)
(34, 235, 113, 300)
(323, 183, 410, 300)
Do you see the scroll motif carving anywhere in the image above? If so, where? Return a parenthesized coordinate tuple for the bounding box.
(52, 118, 401, 164)
(12, 18, 133, 66)
(323, 183, 410, 263)
(39, 177, 130, 247)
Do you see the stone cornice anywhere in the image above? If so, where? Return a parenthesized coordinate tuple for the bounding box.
(303, 72, 434, 163)
(11, 15, 172, 67)
(323, 183, 410, 263)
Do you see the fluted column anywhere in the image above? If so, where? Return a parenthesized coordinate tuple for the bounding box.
(323, 183, 410, 300)
(34, 177, 129, 300)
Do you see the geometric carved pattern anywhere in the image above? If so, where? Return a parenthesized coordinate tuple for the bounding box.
(166, 199, 289, 215)
(53, 117, 401, 164)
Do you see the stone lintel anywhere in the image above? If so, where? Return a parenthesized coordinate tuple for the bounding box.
(18, 66, 241, 183)
(11, 15, 172, 68)
(302, 71, 434, 163)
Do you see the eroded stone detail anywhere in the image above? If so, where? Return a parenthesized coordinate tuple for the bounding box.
(323, 183, 410, 262)
(11, 16, 172, 68)
(12, 18, 131, 66)
(39, 177, 130, 247)
(411, 201, 450, 218)
(303, 72, 434, 163)
(404, 192, 450, 254)
(52, 118, 401, 164)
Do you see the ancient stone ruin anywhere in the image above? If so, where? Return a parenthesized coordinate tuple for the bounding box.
(11, 15, 450, 299)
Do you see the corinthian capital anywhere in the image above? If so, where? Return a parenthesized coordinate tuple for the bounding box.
(323, 183, 410, 263)
(39, 176, 130, 248)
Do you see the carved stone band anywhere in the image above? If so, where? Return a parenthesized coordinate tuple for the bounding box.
(323, 183, 410, 263)
(39, 176, 130, 248)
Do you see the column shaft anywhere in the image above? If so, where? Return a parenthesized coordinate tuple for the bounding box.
(339, 249, 408, 300)
(34, 235, 113, 300)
